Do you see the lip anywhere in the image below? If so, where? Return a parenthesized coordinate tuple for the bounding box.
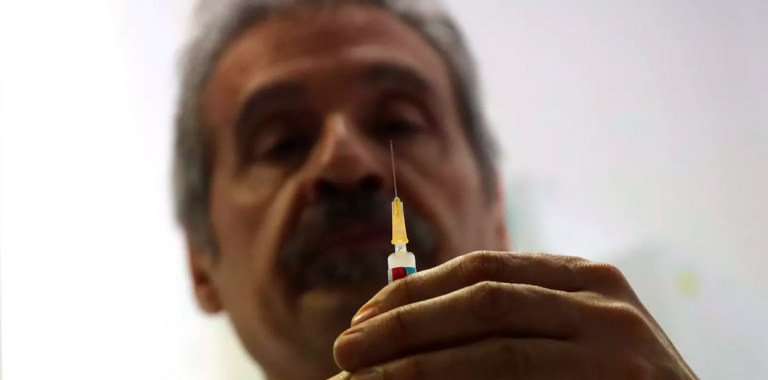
(320, 224, 390, 254)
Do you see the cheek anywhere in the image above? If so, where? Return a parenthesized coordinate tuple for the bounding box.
(419, 130, 483, 207)
(440, 155, 488, 250)
(209, 160, 300, 304)
(209, 165, 306, 350)
(210, 166, 285, 254)
(402, 138, 488, 258)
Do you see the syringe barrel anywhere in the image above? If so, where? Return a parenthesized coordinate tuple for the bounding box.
(387, 251, 416, 284)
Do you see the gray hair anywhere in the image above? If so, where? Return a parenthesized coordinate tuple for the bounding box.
(173, 0, 497, 253)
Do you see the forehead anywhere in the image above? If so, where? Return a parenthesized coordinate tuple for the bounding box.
(203, 4, 454, 130)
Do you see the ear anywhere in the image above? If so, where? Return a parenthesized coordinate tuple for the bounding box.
(493, 178, 513, 251)
(187, 237, 223, 314)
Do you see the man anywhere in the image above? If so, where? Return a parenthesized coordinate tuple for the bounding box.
(173, 0, 699, 378)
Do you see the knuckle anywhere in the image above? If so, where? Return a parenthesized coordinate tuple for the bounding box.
(612, 355, 685, 380)
(379, 274, 414, 310)
(390, 275, 413, 303)
(622, 357, 656, 380)
(394, 355, 424, 380)
(557, 254, 592, 269)
(468, 281, 511, 323)
(582, 261, 629, 287)
(386, 306, 411, 342)
(459, 251, 507, 283)
(655, 363, 687, 380)
(486, 339, 532, 377)
(601, 301, 651, 337)
(490, 338, 518, 359)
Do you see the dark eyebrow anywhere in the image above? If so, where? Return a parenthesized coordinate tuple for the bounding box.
(235, 82, 306, 127)
(359, 63, 438, 98)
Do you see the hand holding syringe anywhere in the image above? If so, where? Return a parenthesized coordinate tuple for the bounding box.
(387, 141, 416, 283)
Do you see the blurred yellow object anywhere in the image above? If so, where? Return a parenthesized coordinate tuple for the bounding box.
(391, 197, 409, 245)
(677, 269, 699, 296)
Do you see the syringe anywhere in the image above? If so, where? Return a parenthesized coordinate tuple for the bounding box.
(388, 141, 416, 283)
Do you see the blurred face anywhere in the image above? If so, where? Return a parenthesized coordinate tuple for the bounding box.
(192, 4, 507, 379)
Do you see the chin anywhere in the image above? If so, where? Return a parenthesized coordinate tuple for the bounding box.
(298, 283, 382, 324)
(296, 284, 380, 346)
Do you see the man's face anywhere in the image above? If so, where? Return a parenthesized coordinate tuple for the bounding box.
(193, 4, 507, 378)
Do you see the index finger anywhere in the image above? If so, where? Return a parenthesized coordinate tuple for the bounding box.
(351, 251, 616, 326)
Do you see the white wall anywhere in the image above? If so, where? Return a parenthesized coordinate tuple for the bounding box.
(0, 0, 208, 379)
(442, 1, 768, 378)
(1, 0, 766, 379)
(443, 0, 768, 291)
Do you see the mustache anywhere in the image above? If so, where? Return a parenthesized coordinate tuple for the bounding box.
(277, 189, 437, 292)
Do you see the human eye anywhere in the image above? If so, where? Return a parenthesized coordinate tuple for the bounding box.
(374, 100, 430, 140)
(258, 135, 313, 162)
(249, 110, 316, 164)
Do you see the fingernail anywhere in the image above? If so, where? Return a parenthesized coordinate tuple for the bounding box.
(351, 306, 378, 326)
(334, 329, 366, 369)
(351, 367, 383, 380)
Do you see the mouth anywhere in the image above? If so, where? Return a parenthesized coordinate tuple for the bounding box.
(276, 191, 435, 293)
(320, 224, 391, 256)
(280, 220, 392, 292)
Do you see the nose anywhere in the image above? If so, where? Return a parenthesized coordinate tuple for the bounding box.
(305, 114, 386, 202)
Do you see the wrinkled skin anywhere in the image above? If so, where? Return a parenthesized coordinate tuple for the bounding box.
(330, 251, 699, 380)
(186, 4, 698, 380)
